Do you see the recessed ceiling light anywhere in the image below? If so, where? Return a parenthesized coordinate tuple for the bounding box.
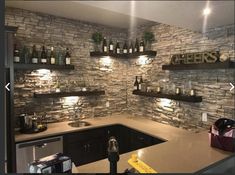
(203, 8, 211, 16)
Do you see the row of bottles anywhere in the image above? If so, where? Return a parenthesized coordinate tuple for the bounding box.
(102, 38, 145, 54)
(13, 44, 71, 65)
(133, 76, 196, 96)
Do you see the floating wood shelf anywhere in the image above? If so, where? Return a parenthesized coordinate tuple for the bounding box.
(132, 90, 202, 103)
(14, 63, 75, 70)
(162, 61, 235, 70)
(90, 51, 157, 58)
(34, 90, 105, 98)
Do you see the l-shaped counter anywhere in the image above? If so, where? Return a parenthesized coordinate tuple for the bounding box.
(15, 114, 234, 173)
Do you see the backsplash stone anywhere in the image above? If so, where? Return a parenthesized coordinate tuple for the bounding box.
(127, 23, 235, 131)
(5, 7, 235, 131)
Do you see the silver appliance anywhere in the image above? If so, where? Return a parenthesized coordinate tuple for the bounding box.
(16, 136, 63, 173)
(29, 153, 72, 173)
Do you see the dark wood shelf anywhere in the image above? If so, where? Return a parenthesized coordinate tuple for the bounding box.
(14, 63, 75, 70)
(90, 51, 157, 58)
(162, 61, 235, 70)
(34, 90, 105, 98)
(132, 90, 202, 103)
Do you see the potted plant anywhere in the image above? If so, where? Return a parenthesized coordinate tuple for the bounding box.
(92, 32, 103, 52)
(143, 31, 155, 50)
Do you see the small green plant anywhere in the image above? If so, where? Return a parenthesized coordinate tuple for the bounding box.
(143, 31, 155, 43)
(92, 32, 103, 44)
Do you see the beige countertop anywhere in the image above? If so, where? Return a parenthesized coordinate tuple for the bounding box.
(15, 114, 234, 173)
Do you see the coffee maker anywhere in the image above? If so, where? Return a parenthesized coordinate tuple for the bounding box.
(19, 113, 47, 134)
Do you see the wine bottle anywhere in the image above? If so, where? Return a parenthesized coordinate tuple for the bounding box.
(31, 45, 38, 64)
(134, 76, 139, 90)
(50, 47, 56, 65)
(123, 41, 128, 54)
(13, 44, 20, 63)
(109, 39, 114, 53)
(103, 37, 108, 53)
(134, 39, 139, 52)
(116, 41, 120, 54)
(139, 76, 143, 90)
(65, 48, 71, 65)
(40, 45, 47, 64)
(129, 41, 133, 54)
(139, 40, 145, 52)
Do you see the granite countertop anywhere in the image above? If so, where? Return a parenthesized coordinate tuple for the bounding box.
(15, 114, 234, 173)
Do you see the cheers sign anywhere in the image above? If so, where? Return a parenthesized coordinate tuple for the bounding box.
(171, 51, 219, 65)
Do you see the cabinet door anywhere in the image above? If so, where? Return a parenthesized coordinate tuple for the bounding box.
(63, 128, 106, 166)
(86, 137, 106, 162)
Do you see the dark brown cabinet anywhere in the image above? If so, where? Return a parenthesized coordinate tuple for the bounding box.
(63, 125, 165, 166)
(63, 128, 106, 166)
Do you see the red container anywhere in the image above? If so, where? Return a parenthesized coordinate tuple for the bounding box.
(209, 124, 235, 152)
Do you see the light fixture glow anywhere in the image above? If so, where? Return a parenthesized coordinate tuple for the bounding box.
(36, 69, 51, 75)
(31, 69, 52, 81)
(63, 96, 79, 106)
(137, 55, 152, 66)
(100, 56, 113, 70)
(203, 8, 211, 16)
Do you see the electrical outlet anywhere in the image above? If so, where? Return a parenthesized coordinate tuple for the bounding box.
(202, 112, 207, 122)
(106, 101, 110, 108)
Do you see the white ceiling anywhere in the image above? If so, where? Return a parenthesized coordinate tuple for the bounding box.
(6, 1, 234, 32)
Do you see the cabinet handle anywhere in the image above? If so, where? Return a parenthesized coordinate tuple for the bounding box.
(84, 144, 87, 152)
(139, 137, 144, 141)
(87, 144, 90, 152)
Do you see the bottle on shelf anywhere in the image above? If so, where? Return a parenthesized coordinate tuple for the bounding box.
(116, 41, 120, 54)
(64, 48, 71, 65)
(109, 39, 114, 53)
(40, 45, 47, 64)
(134, 39, 139, 52)
(31, 45, 38, 64)
(123, 41, 128, 54)
(129, 41, 133, 54)
(103, 37, 108, 53)
(50, 47, 56, 65)
(13, 44, 20, 63)
(139, 76, 144, 90)
(139, 40, 145, 52)
(134, 76, 139, 91)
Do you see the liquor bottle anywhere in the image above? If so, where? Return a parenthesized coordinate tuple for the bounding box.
(103, 37, 108, 53)
(123, 41, 128, 54)
(134, 39, 139, 52)
(139, 76, 144, 90)
(139, 40, 145, 52)
(50, 47, 56, 65)
(13, 44, 20, 63)
(134, 76, 139, 90)
(129, 41, 133, 54)
(31, 45, 38, 64)
(65, 48, 71, 65)
(109, 39, 114, 53)
(116, 41, 120, 54)
(40, 45, 47, 64)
